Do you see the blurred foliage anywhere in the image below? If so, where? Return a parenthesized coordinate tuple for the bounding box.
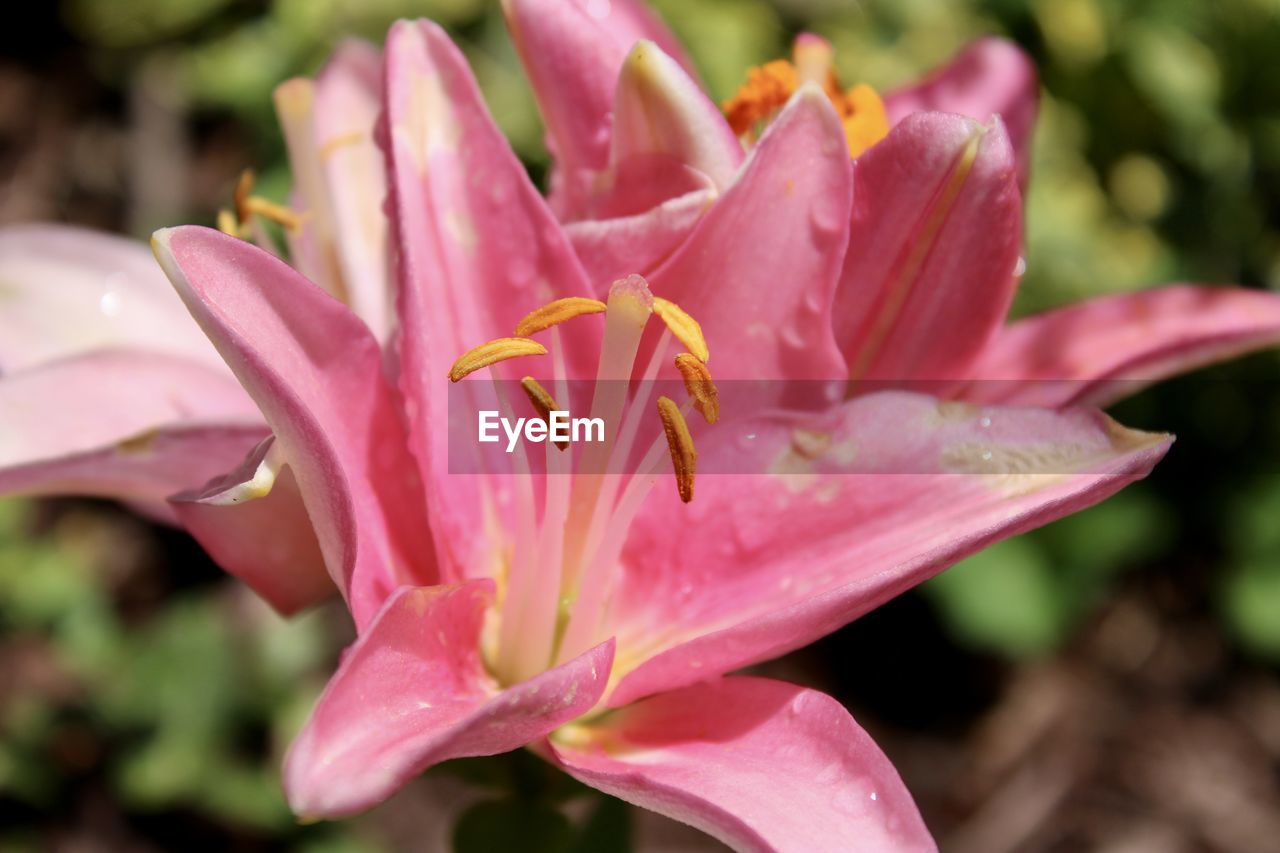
(5, 0, 1280, 847)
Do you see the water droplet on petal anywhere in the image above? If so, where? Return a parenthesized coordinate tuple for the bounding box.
(99, 290, 122, 318)
(809, 204, 843, 241)
(979, 416, 992, 428)
(1014, 256, 1027, 277)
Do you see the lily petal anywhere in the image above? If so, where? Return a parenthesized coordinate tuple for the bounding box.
(599, 40, 741, 218)
(885, 38, 1038, 185)
(0, 224, 228, 372)
(565, 188, 715, 285)
(153, 226, 435, 629)
(171, 436, 334, 616)
(314, 40, 392, 340)
(960, 284, 1280, 408)
(836, 112, 1021, 386)
(0, 348, 261, 511)
(551, 676, 934, 852)
(607, 392, 1170, 706)
(501, 0, 695, 219)
(383, 20, 596, 583)
(650, 86, 851, 381)
(285, 581, 615, 818)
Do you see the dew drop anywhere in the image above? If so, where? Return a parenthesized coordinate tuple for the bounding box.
(98, 290, 122, 318)
(809, 204, 843, 241)
(979, 416, 992, 428)
(779, 323, 808, 350)
(1013, 256, 1027, 277)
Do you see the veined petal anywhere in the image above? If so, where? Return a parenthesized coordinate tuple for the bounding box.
(650, 86, 852, 381)
(285, 582, 614, 818)
(383, 20, 596, 584)
(960, 284, 1280, 408)
(600, 40, 742, 218)
(885, 38, 1038, 185)
(836, 112, 1021, 385)
(171, 436, 334, 616)
(551, 677, 934, 853)
(153, 226, 435, 630)
(0, 225, 228, 373)
(501, 0, 695, 218)
(565, 188, 715, 285)
(607, 392, 1170, 706)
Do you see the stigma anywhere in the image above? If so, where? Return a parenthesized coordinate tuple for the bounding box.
(722, 33, 889, 159)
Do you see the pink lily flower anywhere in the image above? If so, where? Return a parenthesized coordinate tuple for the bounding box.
(0, 41, 396, 613)
(145, 21, 1175, 850)
(503, 0, 1280, 401)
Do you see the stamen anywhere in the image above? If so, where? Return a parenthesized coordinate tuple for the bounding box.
(723, 59, 799, 137)
(448, 337, 547, 382)
(520, 376, 568, 451)
(233, 169, 256, 223)
(217, 209, 243, 238)
(514, 297, 608, 337)
(243, 197, 306, 232)
(223, 168, 306, 238)
(674, 353, 720, 424)
(723, 35, 889, 158)
(652, 297, 710, 363)
(656, 395, 697, 503)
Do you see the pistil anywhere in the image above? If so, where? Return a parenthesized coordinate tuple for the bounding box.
(450, 277, 717, 686)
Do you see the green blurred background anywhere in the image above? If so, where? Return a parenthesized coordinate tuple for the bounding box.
(2, 0, 1279, 849)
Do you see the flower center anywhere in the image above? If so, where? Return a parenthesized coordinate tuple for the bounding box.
(447, 275, 718, 686)
(722, 33, 889, 159)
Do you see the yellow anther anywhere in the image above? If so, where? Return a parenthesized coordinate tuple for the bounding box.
(233, 169, 256, 223)
(839, 84, 889, 159)
(448, 337, 547, 382)
(520, 376, 568, 451)
(674, 353, 719, 425)
(656, 396, 697, 503)
(723, 59, 798, 137)
(226, 167, 306, 236)
(514, 297, 608, 337)
(652, 297, 709, 363)
(722, 36, 889, 159)
(217, 209, 243, 238)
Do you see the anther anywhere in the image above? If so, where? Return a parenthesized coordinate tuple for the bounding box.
(228, 168, 306, 235)
(656, 395, 697, 503)
(217, 209, 243, 238)
(514, 297, 608, 337)
(520, 376, 569, 451)
(448, 337, 547, 382)
(674, 353, 720, 425)
(652, 297, 710, 363)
